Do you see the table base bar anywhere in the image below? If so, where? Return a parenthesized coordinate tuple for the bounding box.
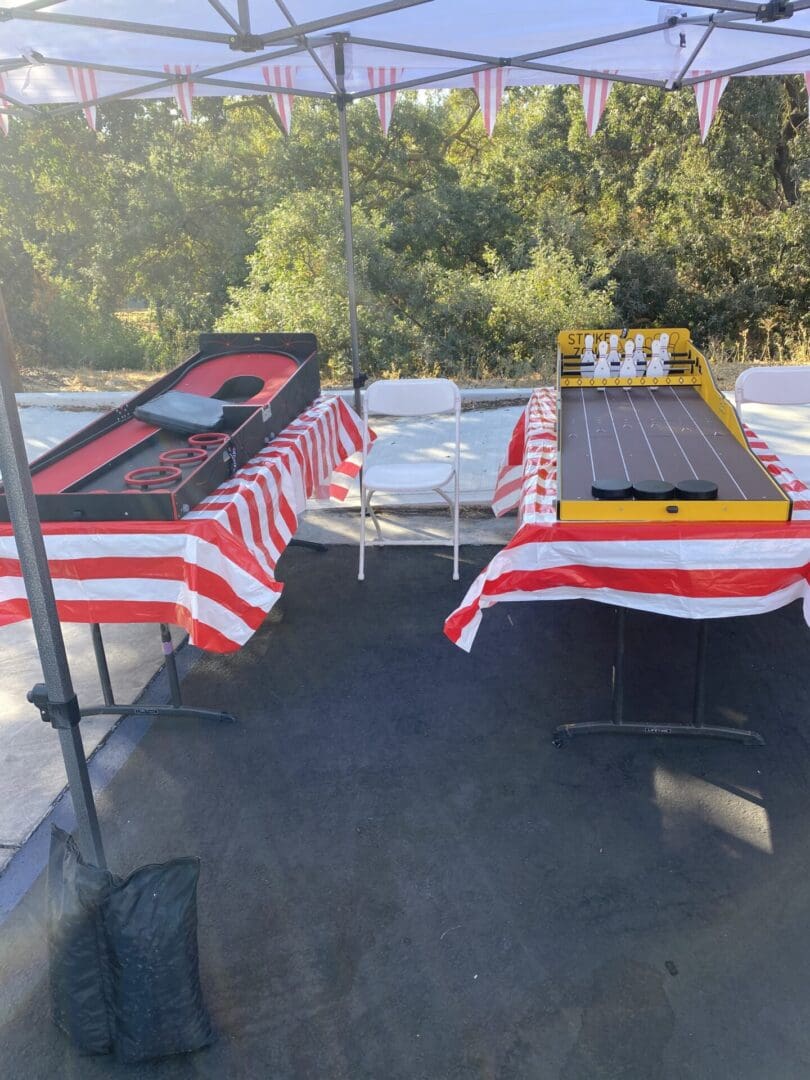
(553, 720, 764, 746)
(82, 623, 236, 724)
(553, 609, 764, 748)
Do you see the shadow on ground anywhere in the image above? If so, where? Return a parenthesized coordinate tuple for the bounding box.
(2, 544, 810, 1079)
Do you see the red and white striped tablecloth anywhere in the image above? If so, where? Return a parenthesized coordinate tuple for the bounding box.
(445, 388, 810, 651)
(0, 395, 365, 653)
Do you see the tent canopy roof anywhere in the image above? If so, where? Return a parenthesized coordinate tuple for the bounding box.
(1, 0, 809, 116)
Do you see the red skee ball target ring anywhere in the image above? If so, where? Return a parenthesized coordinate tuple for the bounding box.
(159, 447, 208, 466)
(124, 465, 182, 489)
(188, 432, 229, 449)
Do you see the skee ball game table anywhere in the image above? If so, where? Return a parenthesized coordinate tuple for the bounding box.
(0, 334, 366, 725)
(445, 329, 810, 747)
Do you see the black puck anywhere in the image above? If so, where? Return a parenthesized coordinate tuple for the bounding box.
(632, 479, 676, 500)
(592, 478, 633, 500)
(675, 478, 718, 500)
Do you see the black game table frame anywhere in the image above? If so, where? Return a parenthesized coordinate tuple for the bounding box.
(79, 622, 236, 725)
(78, 535, 328, 727)
(552, 606, 765, 748)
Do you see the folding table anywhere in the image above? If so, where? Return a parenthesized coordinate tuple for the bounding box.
(1, 395, 365, 724)
(445, 388, 810, 745)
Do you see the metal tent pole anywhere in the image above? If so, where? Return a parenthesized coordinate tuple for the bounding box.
(0, 290, 105, 867)
(334, 38, 364, 413)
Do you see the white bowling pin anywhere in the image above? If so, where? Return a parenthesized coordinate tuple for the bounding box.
(607, 334, 620, 375)
(580, 333, 595, 376)
(659, 332, 671, 374)
(646, 338, 665, 378)
(593, 340, 612, 379)
(634, 334, 646, 375)
(619, 340, 637, 378)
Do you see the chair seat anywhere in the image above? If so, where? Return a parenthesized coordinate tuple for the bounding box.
(364, 461, 455, 493)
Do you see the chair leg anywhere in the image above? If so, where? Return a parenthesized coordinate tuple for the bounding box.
(436, 486, 461, 581)
(358, 480, 367, 581)
(367, 496, 383, 543)
(452, 471, 460, 581)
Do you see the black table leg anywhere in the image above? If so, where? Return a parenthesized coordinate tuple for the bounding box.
(79, 623, 236, 724)
(612, 606, 625, 727)
(693, 618, 708, 728)
(161, 622, 183, 707)
(91, 623, 114, 707)
(553, 609, 764, 747)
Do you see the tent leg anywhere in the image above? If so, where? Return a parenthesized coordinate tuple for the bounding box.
(0, 290, 105, 868)
(335, 44, 363, 414)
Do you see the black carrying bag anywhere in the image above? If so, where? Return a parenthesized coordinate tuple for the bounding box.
(47, 827, 213, 1063)
(47, 826, 117, 1055)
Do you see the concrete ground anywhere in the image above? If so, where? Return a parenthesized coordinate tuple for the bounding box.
(2, 544, 810, 1078)
(0, 403, 179, 873)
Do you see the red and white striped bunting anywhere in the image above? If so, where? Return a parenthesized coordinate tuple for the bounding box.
(446, 388, 810, 652)
(366, 66, 404, 135)
(472, 67, 510, 137)
(67, 66, 99, 131)
(164, 64, 194, 123)
(692, 70, 728, 142)
(578, 75, 614, 137)
(0, 396, 365, 653)
(0, 73, 9, 137)
(262, 65, 297, 134)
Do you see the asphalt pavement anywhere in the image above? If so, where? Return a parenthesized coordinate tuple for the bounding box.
(2, 543, 810, 1079)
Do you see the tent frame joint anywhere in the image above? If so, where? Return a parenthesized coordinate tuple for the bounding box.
(27, 684, 82, 731)
(228, 32, 265, 52)
(757, 1, 795, 22)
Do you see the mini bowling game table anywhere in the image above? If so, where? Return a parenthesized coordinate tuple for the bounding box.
(445, 329, 810, 746)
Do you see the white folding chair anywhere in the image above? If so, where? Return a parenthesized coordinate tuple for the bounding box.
(358, 378, 461, 582)
(735, 366, 810, 483)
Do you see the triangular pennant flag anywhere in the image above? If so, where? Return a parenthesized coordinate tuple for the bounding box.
(366, 67, 404, 135)
(805, 72, 810, 121)
(261, 65, 297, 134)
(67, 66, 98, 131)
(692, 70, 728, 142)
(164, 64, 194, 123)
(0, 74, 9, 137)
(472, 68, 510, 137)
(578, 75, 614, 137)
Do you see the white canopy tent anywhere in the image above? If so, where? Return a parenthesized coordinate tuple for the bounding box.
(0, 0, 807, 863)
(2, 1, 810, 104)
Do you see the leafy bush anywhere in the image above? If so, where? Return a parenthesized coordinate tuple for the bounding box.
(1, 81, 808, 380)
(24, 280, 145, 370)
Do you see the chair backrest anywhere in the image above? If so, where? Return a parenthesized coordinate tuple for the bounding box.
(735, 366, 810, 414)
(364, 378, 460, 418)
